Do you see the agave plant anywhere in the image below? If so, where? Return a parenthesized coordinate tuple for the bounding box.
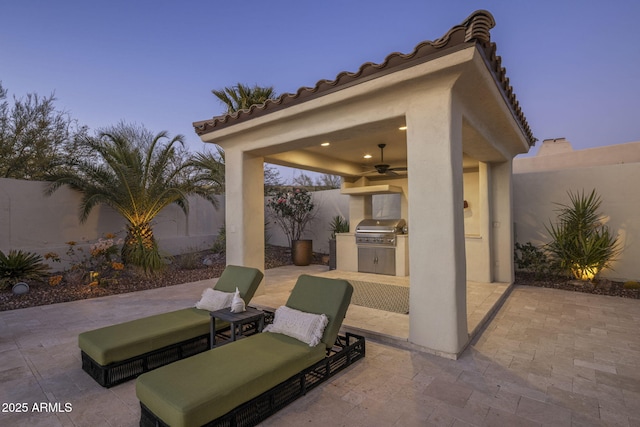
(545, 189, 620, 280)
(0, 250, 50, 289)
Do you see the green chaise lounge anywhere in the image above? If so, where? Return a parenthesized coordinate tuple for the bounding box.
(78, 265, 263, 387)
(136, 274, 365, 427)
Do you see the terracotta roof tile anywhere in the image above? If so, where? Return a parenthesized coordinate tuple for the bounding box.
(194, 10, 535, 147)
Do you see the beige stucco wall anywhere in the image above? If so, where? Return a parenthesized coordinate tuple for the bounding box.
(6, 150, 636, 283)
(1, 174, 488, 282)
(266, 189, 350, 254)
(0, 178, 222, 267)
(0, 179, 350, 267)
(514, 140, 640, 173)
(513, 141, 640, 281)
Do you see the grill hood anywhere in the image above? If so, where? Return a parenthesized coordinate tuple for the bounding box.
(355, 219, 407, 234)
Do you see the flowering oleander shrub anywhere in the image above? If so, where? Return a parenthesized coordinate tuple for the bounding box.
(266, 188, 316, 248)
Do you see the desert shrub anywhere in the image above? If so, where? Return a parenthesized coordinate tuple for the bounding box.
(0, 250, 50, 289)
(173, 249, 202, 270)
(212, 224, 226, 254)
(623, 281, 640, 290)
(545, 189, 620, 281)
(514, 242, 557, 277)
(44, 234, 126, 286)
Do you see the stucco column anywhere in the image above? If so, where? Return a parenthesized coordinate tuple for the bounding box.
(224, 147, 265, 278)
(491, 160, 514, 283)
(477, 161, 493, 282)
(406, 89, 468, 356)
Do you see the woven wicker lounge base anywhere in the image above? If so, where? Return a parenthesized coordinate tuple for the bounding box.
(139, 333, 365, 427)
(81, 333, 211, 388)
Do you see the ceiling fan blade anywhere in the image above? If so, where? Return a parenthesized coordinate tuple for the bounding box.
(355, 144, 408, 176)
(357, 168, 379, 176)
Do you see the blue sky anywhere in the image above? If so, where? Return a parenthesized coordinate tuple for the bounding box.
(2, 1, 639, 169)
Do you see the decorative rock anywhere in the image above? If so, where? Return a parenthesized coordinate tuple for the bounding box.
(568, 280, 595, 291)
(596, 278, 612, 291)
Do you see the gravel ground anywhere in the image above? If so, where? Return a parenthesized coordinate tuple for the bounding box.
(513, 271, 639, 299)
(1, 249, 637, 312)
(0, 245, 326, 312)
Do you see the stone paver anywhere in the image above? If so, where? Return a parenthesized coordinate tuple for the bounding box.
(0, 266, 639, 426)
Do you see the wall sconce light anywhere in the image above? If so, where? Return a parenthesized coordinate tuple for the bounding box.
(463, 200, 469, 209)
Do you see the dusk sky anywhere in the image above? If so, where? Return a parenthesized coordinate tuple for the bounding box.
(3, 1, 639, 177)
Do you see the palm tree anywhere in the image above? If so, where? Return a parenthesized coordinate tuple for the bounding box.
(189, 145, 283, 196)
(208, 83, 284, 194)
(212, 83, 276, 114)
(45, 123, 217, 273)
(188, 146, 225, 194)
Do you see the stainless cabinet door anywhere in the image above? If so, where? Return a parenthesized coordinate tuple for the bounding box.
(358, 247, 377, 274)
(375, 247, 396, 276)
(358, 246, 396, 275)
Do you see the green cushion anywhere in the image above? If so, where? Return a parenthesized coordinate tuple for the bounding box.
(136, 332, 325, 427)
(78, 265, 263, 366)
(79, 308, 211, 365)
(285, 275, 353, 349)
(214, 265, 263, 302)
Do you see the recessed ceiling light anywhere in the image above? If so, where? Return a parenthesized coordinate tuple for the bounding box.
(363, 154, 372, 159)
(398, 126, 407, 130)
(320, 142, 330, 146)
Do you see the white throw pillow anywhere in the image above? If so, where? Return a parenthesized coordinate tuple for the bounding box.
(263, 306, 328, 347)
(195, 288, 233, 311)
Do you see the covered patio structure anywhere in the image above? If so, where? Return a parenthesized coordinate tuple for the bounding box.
(194, 10, 535, 358)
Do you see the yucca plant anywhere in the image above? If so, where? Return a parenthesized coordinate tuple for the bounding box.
(0, 250, 50, 289)
(545, 189, 620, 281)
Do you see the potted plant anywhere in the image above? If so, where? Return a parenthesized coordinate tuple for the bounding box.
(266, 188, 316, 266)
(328, 216, 349, 270)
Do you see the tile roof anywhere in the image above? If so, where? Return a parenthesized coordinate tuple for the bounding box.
(194, 10, 535, 147)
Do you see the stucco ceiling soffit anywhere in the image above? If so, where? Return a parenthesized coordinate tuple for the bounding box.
(473, 41, 535, 148)
(454, 53, 532, 157)
(461, 120, 508, 164)
(264, 151, 363, 176)
(193, 10, 520, 137)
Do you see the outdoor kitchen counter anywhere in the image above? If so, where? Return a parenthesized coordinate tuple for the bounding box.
(336, 233, 409, 277)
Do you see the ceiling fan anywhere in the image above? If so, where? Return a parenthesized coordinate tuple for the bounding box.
(362, 143, 408, 175)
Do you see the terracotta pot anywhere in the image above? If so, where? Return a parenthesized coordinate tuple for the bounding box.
(291, 239, 313, 266)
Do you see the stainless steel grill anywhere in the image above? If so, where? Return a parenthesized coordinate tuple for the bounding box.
(355, 218, 406, 275)
(355, 218, 407, 246)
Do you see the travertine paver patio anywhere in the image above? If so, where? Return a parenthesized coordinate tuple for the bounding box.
(0, 265, 639, 426)
(250, 266, 510, 352)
